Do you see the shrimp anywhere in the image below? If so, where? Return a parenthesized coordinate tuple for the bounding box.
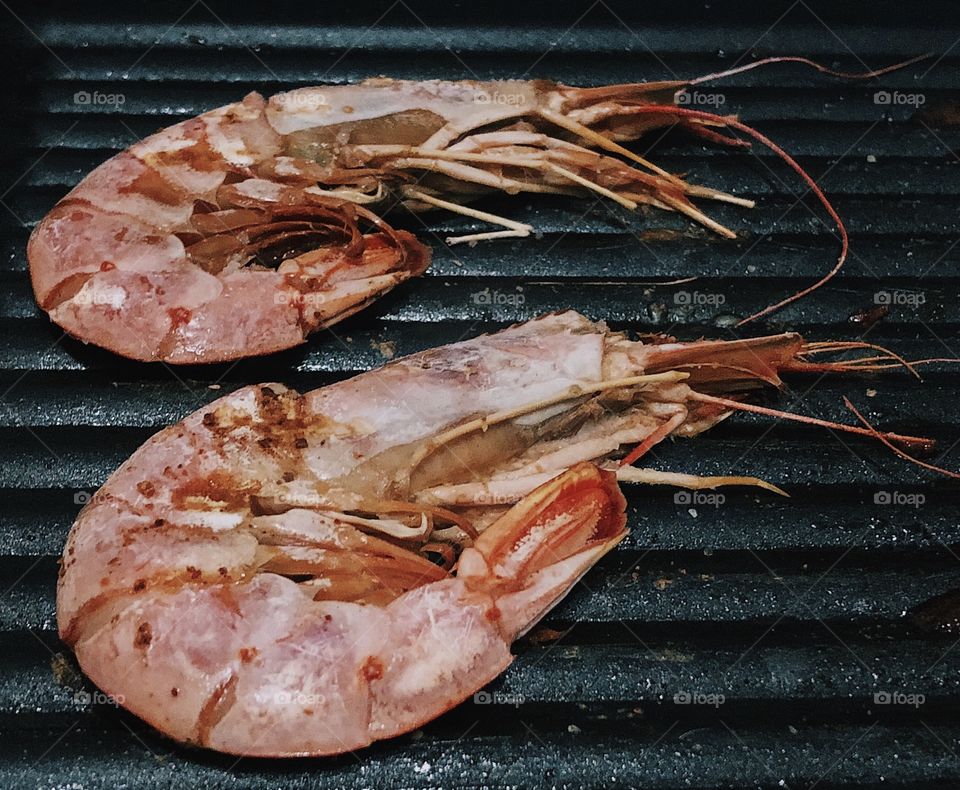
(28, 93, 430, 364)
(57, 311, 943, 757)
(30, 57, 925, 363)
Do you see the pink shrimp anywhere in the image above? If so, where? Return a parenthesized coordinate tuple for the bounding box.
(28, 94, 429, 364)
(58, 311, 947, 756)
(30, 57, 925, 363)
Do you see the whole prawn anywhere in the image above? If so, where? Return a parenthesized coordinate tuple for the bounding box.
(58, 311, 947, 757)
(30, 56, 924, 363)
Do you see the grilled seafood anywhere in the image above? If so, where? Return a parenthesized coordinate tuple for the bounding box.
(30, 57, 923, 362)
(58, 311, 937, 756)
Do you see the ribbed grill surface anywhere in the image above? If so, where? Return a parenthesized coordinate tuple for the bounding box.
(1, 1, 960, 787)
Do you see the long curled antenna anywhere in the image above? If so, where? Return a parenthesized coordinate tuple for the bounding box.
(689, 53, 933, 87)
(675, 54, 931, 324)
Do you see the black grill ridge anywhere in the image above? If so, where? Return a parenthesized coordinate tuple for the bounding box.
(3, 1, 960, 787)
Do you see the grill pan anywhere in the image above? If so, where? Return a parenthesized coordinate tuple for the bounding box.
(2, 1, 960, 786)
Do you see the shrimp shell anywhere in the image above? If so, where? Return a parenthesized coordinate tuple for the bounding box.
(28, 93, 429, 364)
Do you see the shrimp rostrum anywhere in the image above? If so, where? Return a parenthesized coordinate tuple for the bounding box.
(58, 311, 936, 757)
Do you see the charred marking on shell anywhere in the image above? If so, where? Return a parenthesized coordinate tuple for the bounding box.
(137, 480, 156, 498)
(134, 622, 153, 648)
(361, 656, 384, 681)
(172, 471, 258, 511)
(168, 307, 192, 328)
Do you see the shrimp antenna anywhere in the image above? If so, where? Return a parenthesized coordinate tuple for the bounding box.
(790, 340, 923, 380)
(676, 53, 931, 323)
(843, 397, 960, 479)
(621, 105, 848, 324)
(788, 341, 960, 380)
(688, 53, 934, 86)
(685, 390, 934, 450)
